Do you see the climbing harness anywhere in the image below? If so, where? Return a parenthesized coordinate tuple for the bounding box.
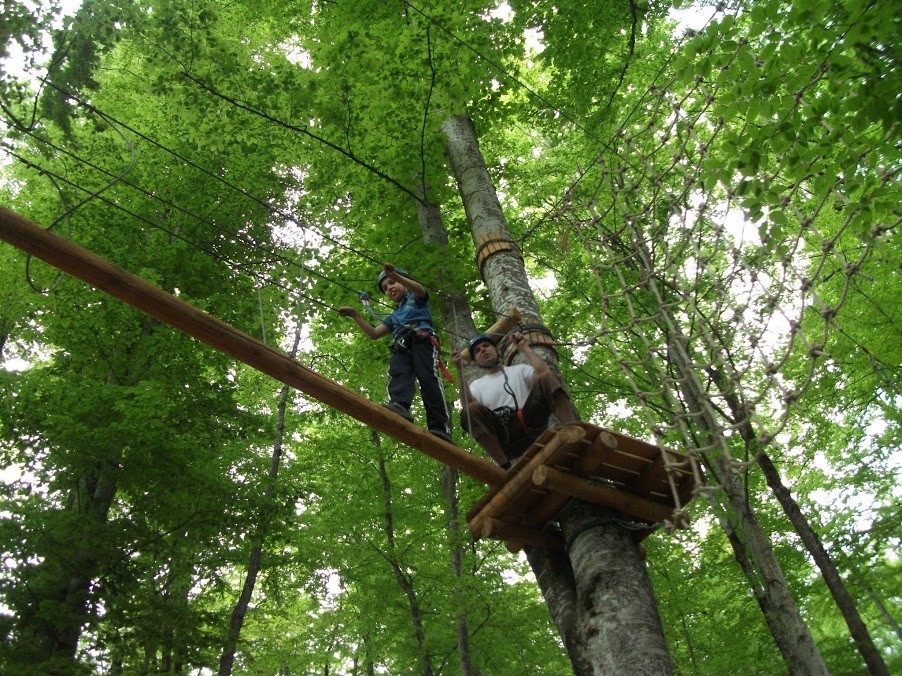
(417, 329, 455, 383)
(354, 290, 453, 382)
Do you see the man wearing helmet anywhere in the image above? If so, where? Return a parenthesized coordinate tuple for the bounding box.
(451, 332, 578, 468)
(338, 263, 452, 443)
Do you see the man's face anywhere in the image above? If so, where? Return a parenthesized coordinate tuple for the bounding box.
(381, 278, 405, 302)
(472, 340, 498, 366)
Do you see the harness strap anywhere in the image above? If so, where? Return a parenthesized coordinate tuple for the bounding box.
(416, 329, 454, 383)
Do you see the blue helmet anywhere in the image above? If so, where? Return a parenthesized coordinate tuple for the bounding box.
(377, 267, 409, 293)
(467, 333, 494, 353)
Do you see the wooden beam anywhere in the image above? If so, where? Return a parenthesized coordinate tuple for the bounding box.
(481, 517, 564, 550)
(531, 465, 681, 526)
(459, 308, 522, 362)
(467, 425, 586, 537)
(0, 206, 505, 487)
(524, 427, 619, 527)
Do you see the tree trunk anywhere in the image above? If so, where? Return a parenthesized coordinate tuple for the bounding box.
(707, 470, 803, 664)
(15, 457, 117, 662)
(375, 438, 434, 676)
(443, 112, 673, 675)
(562, 501, 675, 674)
(707, 364, 890, 675)
(442, 466, 475, 676)
(522, 544, 583, 658)
(865, 583, 902, 644)
(14, 315, 157, 664)
(758, 453, 889, 673)
(416, 182, 477, 675)
(663, 326, 829, 675)
(219, 319, 304, 675)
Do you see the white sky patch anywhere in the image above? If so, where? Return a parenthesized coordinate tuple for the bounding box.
(669, 5, 719, 34)
(2, 358, 30, 372)
(280, 36, 312, 69)
(530, 270, 557, 300)
(0, 464, 25, 485)
(524, 27, 545, 55)
(314, 568, 344, 609)
(485, 1, 513, 22)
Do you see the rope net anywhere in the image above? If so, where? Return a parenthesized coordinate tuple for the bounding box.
(547, 2, 899, 518)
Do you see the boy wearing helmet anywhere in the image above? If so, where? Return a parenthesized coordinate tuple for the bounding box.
(338, 263, 452, 442)
(451, 332, 577, 468)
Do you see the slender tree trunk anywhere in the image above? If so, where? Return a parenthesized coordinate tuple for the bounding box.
(416, 183, 477, 675)
(707, 365, 890, 675)
(708, 477, 800, 663)
(0, 320, 9, 359)
(663, 326, 829, 675)
(443, 112, 673, 674)
(442, 466, 475, 676)
(865, 583, 902, 644)
(375, 439, 434, 676)
(759, 453, 889, 673)
(219, 320, 304, 675)
(360, 633, 377, 676)
(588, 186, 831, 673)
(57, 458, 120, 655)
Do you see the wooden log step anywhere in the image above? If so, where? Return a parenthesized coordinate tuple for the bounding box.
(525, 428, 621, 527)
(531, 465, 681, 526)
(481, 518, 564, 551)
(467, 425, 586, 537)
(466, 422, 698, 547)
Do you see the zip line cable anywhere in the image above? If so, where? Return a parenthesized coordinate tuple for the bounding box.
(21, 112, 137, 292)
(36, 79, 387, 270)
(0, 136, 481, 351)
(1, 90, 497, 344)
(12, 82, 431, 318)
(39, 10, 668, 271)
(0, 144, 348, 318)
(181, 71, 429, 208)
(6, 5, 732, 349)
(401, 0, 606, 147)
(0, 121, 378, 308)
(512, 7, 731, 245)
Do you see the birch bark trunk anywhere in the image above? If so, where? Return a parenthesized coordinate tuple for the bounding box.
(442, 113, 674, 675)
(707, 366, 889, 675)
(663, 323, 829, 676)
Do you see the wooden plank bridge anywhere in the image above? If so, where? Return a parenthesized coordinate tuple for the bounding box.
(1, 206, 697, 547)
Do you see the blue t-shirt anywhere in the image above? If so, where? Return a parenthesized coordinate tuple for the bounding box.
(381, 292, 434, 339)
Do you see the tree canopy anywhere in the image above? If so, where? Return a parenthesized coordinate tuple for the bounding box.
(0, 0, 898, 673)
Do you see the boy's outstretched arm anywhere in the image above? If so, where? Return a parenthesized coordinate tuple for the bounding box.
(338, 307, 390, 340)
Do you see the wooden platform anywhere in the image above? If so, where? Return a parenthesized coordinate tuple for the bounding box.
(465, 423, 698, 553)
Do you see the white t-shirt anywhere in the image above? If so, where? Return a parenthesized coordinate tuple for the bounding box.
(470, 364, 535, 411)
